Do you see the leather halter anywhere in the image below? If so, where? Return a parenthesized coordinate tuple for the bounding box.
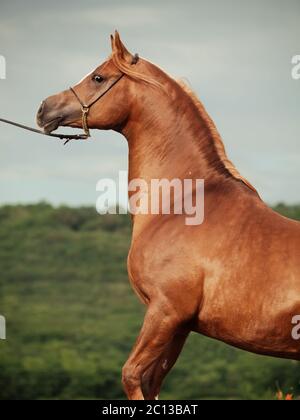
(69, 53, 139, 140)
(0, 53, 139, 145)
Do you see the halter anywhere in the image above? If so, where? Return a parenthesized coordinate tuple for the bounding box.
(0, 54, 139, 145)
(69, 53, 139, 141)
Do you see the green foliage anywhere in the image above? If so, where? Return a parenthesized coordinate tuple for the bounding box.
(0, 203, 300, 400)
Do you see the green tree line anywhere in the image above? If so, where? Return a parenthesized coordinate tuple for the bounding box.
(0, 203, 299, 400)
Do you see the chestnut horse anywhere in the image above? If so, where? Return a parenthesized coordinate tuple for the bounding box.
(37, 32, 300, 400)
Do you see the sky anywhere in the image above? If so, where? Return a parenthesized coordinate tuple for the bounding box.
(0, 0, 299, 207)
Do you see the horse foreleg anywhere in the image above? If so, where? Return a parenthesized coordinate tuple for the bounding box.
(141, 331, 189, 400)
(122, 304, 180, 400)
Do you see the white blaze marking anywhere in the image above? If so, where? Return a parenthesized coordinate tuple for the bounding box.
(75, 69, 95, 86)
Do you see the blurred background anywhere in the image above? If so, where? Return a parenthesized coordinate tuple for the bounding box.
(0, 0, 300, 400)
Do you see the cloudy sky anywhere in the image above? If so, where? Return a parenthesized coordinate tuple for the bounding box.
(0, 0, 299, 206)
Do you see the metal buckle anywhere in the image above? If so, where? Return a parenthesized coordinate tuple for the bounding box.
(81, 106, 90, 139)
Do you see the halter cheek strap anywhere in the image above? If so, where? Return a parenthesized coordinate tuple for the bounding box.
(68, 88, 91, 138)
(69, 53, 139, 142)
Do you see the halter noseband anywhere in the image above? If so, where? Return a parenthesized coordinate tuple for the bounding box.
(69, 53, 139, 140)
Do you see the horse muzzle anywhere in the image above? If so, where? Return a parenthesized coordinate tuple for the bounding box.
(36, 100, 61, 133)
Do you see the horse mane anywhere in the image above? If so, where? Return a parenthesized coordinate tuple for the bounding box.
(111, 52, 258, 195)
(177, 81, 259, 195)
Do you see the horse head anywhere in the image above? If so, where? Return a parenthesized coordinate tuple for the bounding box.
(36, 31, 160, 135)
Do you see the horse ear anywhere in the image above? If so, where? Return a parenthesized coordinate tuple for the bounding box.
(110, 34, 115, 51)
(112, 30, 133, 62)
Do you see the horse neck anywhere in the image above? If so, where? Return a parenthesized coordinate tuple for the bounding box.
(123, 77, 234, 187)
(120, 74, 259, 233)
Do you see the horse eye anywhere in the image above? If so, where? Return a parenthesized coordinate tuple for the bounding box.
(93, 75, 104, 83)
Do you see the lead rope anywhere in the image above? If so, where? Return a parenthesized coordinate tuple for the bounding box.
(0, 117, 89, 143)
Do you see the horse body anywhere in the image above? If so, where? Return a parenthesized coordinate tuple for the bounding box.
(37, 32, 300, 399)
(127, 163, 300, 367)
